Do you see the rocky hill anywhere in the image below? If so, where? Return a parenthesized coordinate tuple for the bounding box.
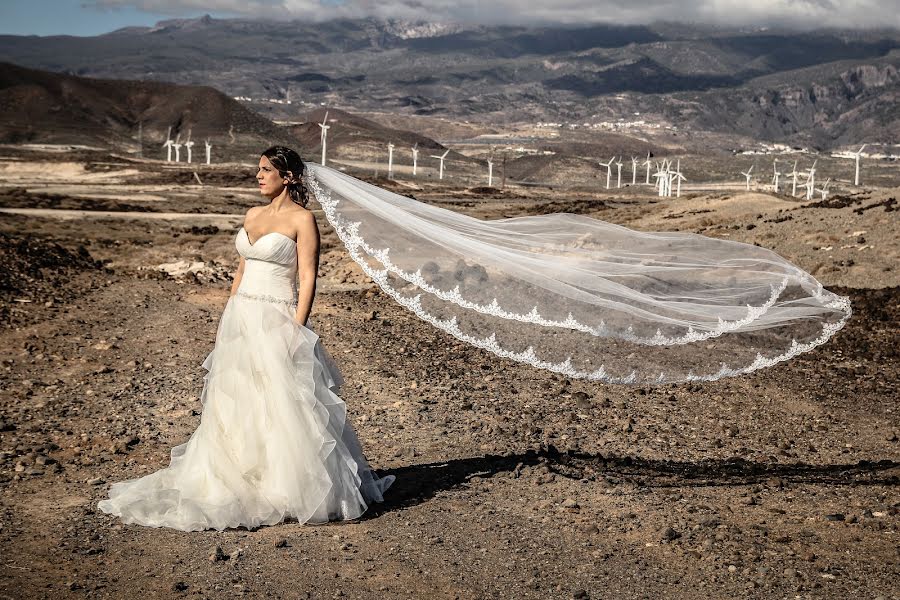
(0, 19, 898, 148)
(0, 61, 296, 161)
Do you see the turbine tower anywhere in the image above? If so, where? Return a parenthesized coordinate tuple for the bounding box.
(741, 165, 753, 191)
(673, 159, 686, 198)
(653, 162, 666, 197)
(772, 159, 781, 193)
(850, 144, 866, 186)
(430, 149, 450, 180)
(805, 160, 818, 200)
(204, 139, 212, 165)
(387, 142, 394, 179)
(615, 158, 623, 189)
(162, 127, 173, 162)
(630, 156, 638, 185)
(600, 157, 615, 189)
(173, 133, 182, 163)
(318, 111, 330, 166)
(487, 154, 494, 187)
(411, 143, 419, 176)
(184, 129, 194, 164)
(787, 160, 800, 197)
(643, 153, 652, 185)
(817, 178, 831, 200)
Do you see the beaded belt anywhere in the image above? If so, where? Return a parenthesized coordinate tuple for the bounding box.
(235, 290, 298, 308)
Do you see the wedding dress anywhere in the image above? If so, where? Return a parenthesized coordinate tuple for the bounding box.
(98, 226, 395, 532)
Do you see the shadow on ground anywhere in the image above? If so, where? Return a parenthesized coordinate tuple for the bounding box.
(364, 446, 900, 519)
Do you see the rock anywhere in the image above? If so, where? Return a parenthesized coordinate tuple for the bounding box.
(579, 523, 599, 534)
(0, 420, 15, 432)
(87, 477, 104, 485)
(561, 498, 579, 509)
(573, 590, 589, 599)
(571, 391, 591, 409)
(699, 516, 720, 528)
(229, 548, 243, 561)
(157, 260, 205, 278)
(274, 538, 289, 548)
(172, 581, 188, 592)
(824, 513, 845, 522)
(783, 568, 797, 578)
(773, 535, 791, 543)
(208, 545, 227, 562)
(661, 527, 681, 542)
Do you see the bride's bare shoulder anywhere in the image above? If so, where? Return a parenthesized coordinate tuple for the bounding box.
(290, 209, 319, 247)
(243, 205, 263, 223)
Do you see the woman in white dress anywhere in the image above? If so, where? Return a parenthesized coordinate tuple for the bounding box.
(98, 146, 395, 532)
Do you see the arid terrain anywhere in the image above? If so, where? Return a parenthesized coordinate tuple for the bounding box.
(0, 147, 898, 600)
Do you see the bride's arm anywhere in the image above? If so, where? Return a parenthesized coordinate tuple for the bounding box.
(231, 208, 256, 297)
(229, 257, 246, 297)
(294, 210, 320, 326)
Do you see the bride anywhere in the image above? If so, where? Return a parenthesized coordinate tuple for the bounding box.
(98, 146, 395, 532)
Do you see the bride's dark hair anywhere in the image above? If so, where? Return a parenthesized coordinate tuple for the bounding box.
(261, 145, 310, 208)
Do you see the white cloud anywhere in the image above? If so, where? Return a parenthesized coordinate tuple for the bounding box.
(86, 0, 900, 29)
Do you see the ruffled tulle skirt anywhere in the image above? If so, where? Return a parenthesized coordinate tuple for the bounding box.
(97, 294, 395, 532)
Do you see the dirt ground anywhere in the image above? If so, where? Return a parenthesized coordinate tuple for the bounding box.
(0, 150, 898, 600)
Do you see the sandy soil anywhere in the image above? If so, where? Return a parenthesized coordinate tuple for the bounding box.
(0, 154, 897, 600)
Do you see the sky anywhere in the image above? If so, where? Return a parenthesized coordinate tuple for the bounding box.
(1, 0, 898, 37)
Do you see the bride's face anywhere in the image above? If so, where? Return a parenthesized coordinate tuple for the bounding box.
(257, 156, 287, 199)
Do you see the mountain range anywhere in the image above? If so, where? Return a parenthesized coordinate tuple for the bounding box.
(1, 18, 898, 149)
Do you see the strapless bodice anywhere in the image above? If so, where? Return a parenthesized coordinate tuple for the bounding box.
(235, 227, 298, 304)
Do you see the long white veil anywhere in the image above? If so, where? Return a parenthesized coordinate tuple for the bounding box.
(305, 163, 850, 384)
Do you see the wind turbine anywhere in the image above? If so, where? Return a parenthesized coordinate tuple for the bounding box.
(673, 159, 686, 198)
(430, 149, 450, 180)
(772, 159, 781, 193)
(805, 160, 817, 200)
(741, 165, 753, 191)
(162, 127, 173, 162)
(487, 151, 494, 187)
(615, 158, 623, 189)
(411, 143, 419, 176)
(653, 164, 666, 197)
(318, 111, 330, 166)
(184, 129, 194, 164)
(643, 153, 652, 185)
(850, 144, 866, 186)
(817, 178, 831, 200)
(204, 139, 212, 165)
(173, 133, 182, 163)
(665, 161, 676, 197)
(787, 160, 800, 197)
(600, 157, 615, 189)
(387, 142, 394, 178)
(630, 156, 638, 185)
